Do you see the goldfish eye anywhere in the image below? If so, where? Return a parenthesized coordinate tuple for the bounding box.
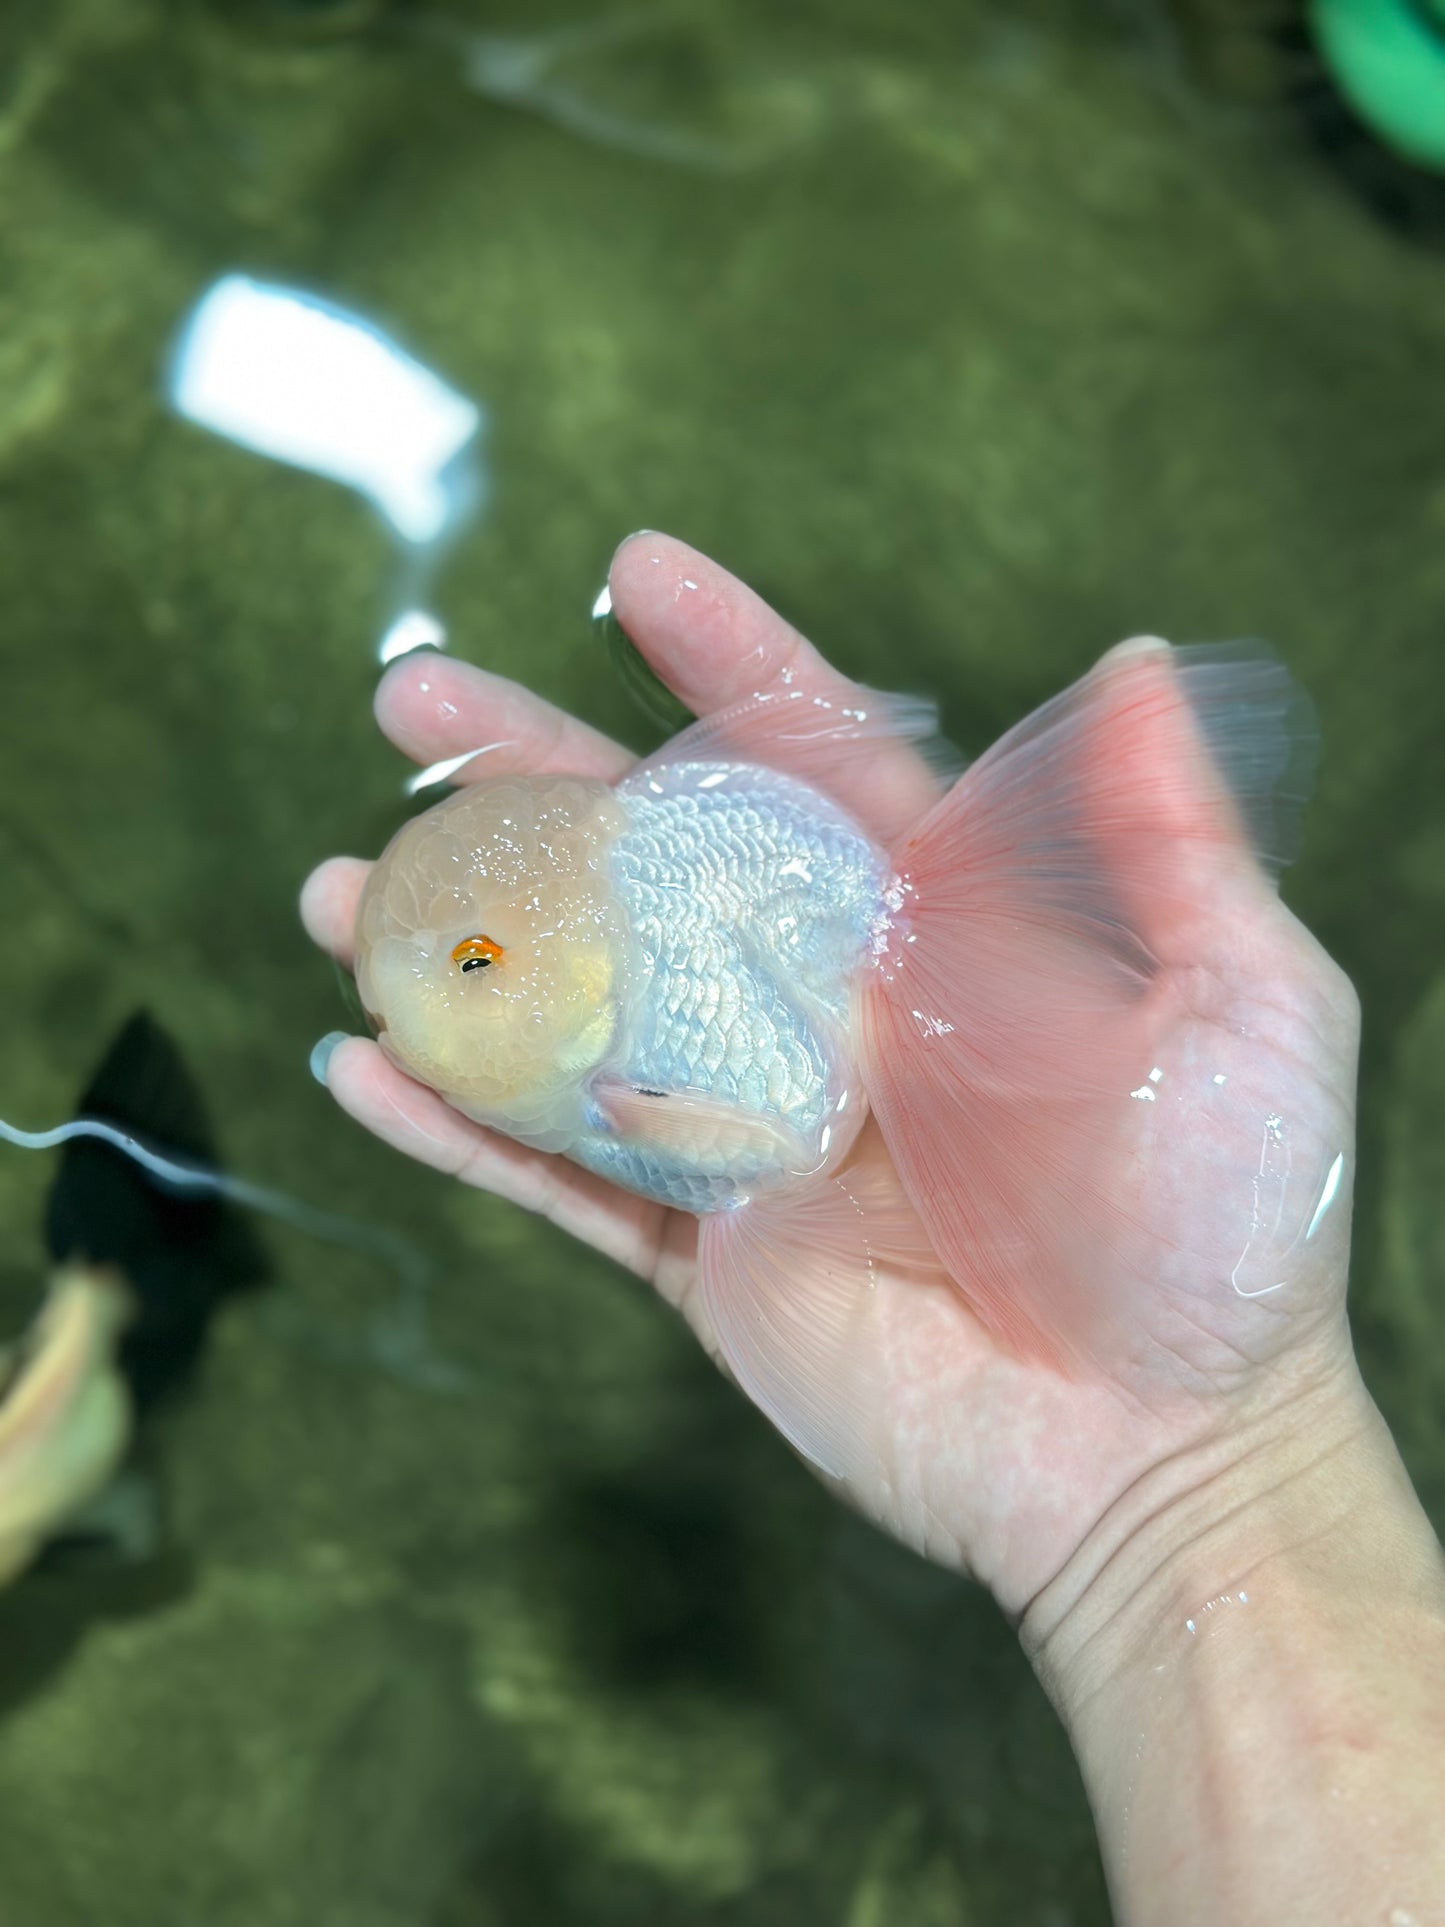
(451, 935, 504, 974)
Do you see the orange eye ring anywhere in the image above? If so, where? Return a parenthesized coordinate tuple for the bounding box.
(451, 935, 505, 974)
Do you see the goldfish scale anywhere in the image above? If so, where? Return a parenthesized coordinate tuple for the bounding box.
(565, 761, 891, 1214)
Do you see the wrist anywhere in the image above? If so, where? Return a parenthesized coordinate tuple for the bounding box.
(1022, 1353, 1445, 1922)
(1023, 1348, 1395, 1716)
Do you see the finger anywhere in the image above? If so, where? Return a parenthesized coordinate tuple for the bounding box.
(610, 531, 846, 714)
(300, 856, 371, 968)
(375, 653, 633, 785)
(608, 532, 943, 829)
(320, 1037, 675, 1283)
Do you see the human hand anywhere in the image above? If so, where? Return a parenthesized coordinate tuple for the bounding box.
(302, 534, 1362, 1622)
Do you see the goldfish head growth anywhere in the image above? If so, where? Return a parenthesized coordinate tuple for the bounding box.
(354, 778, 629, 1142)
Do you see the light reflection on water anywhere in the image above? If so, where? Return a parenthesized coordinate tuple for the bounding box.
(168, 273, 485, 663)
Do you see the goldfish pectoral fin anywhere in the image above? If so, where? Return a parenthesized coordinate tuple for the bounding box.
(696, 1176, 888, 1484)
(590, 1080, 811, 1172)
(625, 684, 961, 849)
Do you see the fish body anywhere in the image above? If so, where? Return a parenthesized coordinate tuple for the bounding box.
(353, 648, 1324, 1479)
(0, 1265, 133, 1590)
(358, 759, 889, 1216)
(46, 1012, 270, 1412)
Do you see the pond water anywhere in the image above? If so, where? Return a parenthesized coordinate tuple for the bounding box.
(1, 2, 1442, 1921)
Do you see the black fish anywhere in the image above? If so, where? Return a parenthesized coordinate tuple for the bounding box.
(44, 1013, 270, 1413)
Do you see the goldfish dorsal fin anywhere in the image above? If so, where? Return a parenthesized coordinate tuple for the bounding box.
(632, 683, 962, 850)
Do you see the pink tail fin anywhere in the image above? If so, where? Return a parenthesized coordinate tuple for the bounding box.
(859, 640, 1316, 1370)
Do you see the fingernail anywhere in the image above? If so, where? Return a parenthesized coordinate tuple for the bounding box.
(610, 529, 661, 567)
(591, 581, 613, 619)
(310, 1031, 351, 1086)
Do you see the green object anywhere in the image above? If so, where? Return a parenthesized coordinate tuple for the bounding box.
(1310, 0, 1445, 172)
(593, 591, 696, 736)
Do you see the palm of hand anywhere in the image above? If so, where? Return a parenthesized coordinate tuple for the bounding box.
(303, 535, 1358, 1615)
(847, 912, 1355, 1611)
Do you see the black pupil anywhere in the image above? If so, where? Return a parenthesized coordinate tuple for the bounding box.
(459, 955, 492, 973)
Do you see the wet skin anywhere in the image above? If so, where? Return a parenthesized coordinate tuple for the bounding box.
(302, 532, 1363, 1620)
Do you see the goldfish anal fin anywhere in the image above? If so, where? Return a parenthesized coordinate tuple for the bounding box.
(697, 1174, 888, 1482)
